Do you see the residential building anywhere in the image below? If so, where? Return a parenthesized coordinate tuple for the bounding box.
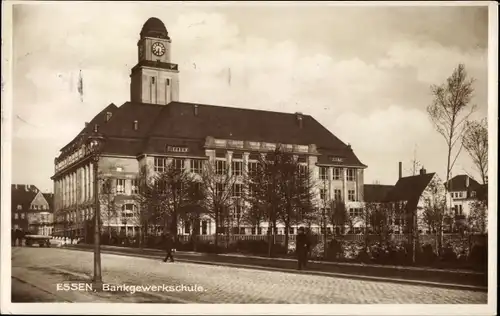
(11, 184, 54, 236)
(385, 167, 449, 235)
(51, 17, 366, 238)
(445, 175, 483, 218)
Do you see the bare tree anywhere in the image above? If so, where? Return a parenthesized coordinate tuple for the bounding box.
(422, 175, 448, 251)
(329, 200, 349, 236)
(427, 63, 476, 252)
(197, 161, 237, 250)
(279, 150, 316, 254)
(99, 177, 120, 240)
(462, 118, 488, 185)
(369, 202, 391, 244)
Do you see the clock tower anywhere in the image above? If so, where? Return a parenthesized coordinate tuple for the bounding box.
(130, 17, 179, 105)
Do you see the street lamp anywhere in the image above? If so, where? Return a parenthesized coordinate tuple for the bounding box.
(86, 125, 105, 290)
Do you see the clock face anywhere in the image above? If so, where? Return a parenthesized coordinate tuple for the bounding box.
(152, 42, 165, 57)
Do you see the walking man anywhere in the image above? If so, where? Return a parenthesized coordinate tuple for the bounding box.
(296, 227, 310, 270)
(163, 233, 175, 263)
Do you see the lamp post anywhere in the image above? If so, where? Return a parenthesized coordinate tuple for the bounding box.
(86, 126, 105, 290)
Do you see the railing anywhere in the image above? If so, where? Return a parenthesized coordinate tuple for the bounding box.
(176, 233, 487, 245)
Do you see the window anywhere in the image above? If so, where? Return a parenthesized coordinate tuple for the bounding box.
(471, 191, 476, 198)
(215, 160, 226, 175)
(349, 208, 363, 218)
(154, 157, 167, 173)
(17, 205, 22, 210)
(232, 161, 243, 176)
(348, 189, 355, 201)
(215, 183, 224, 196)
(14, 213, 18, 219)
(202, 221, 207, 235)
(122, 204, 136, 218)
(334, 189, 342, 201)
(166, 78, 171, 86)
(319, 167, 328, 180)
(320, 189, 327, 201)
(21, 213, 25, 219)
(172, 158, 184, 171)
(116, 179, 125, 194)
(298, 164, 308, 177)
(151, 77, 155, 84)
(333, 168, 342, 180)
(191, 159, 203, 174)
(232, 184, 243, 198)
(248, 162, 258, 177)
(347, 169, 356, 181)
(131, 180, 139, 195)
(184, 221, 191, 234)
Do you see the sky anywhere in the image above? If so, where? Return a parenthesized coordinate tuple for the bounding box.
(9, 2, 489, 193)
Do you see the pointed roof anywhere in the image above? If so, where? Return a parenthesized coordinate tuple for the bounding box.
(11, 184, 39, 210)
(364, 184, 394, 203)
(59, 101, 366, 168)
(445, 174, 482, 192)
(385, 172, 436, 211)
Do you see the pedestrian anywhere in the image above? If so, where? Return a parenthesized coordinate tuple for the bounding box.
(296, 227, 310, 270)
(163, 233, 175, 263)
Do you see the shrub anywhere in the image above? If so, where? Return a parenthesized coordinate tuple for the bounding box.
(368, 242, 392, 264)
(417, 243, 437, 265)
(468, 244, 487, 268)
(439, 243, 458, 262)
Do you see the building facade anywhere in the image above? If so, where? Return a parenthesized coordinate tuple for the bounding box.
(11, 184, 54, 236)
(51, 17, 366, 238)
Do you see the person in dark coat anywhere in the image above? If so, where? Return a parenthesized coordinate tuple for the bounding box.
(296, 227, 310, 270)
(163, 233, 175, 263)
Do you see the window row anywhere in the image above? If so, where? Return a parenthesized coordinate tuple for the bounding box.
(13, 213, 26, 220)
(103, 179, 139, 195)
(319, 189, 356, 201)
(319, 167, 357, 181)
(16, 204, 49, 211)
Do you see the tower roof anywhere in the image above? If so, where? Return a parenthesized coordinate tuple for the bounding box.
(140, 17, 169, 40)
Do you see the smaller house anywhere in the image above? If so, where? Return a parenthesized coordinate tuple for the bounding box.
(385, 167, 445, 235)
(445, 175, 483, 218)
(11, 184, 54, 236)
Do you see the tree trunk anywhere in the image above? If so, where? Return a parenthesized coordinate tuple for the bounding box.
(214, 210, 219, 251)
(284, 218, 290, 255)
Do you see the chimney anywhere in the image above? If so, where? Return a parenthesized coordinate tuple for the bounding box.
(295, 112, 303, 129)
(419, 167, 426, 175)
(133, 120, 139, 131)
(105, 111, 112, 122)
(466, 177, 470, 188)
(399, 162, 402, 179)
(194, 104, 199, 116)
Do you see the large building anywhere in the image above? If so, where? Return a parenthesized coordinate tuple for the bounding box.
(11, 184, 54, 236)
(51, 17, 366, 238)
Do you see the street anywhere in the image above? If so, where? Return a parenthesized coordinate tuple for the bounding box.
(11, 247, 487, 304)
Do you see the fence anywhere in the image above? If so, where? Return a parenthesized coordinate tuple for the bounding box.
(177, 233, 487, 246)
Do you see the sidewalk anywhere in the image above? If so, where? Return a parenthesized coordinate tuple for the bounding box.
(67, 244, 487, 290)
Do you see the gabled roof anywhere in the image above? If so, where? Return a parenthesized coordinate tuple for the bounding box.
(445, 174, 482, 192)
(58, 101, 366, 167)
(58, 103, 119, 157)
(385, 173, 436, 211)
(364, 184, 394, 203)
(42, 193, 54, 211)
(11, 184, 39, 211)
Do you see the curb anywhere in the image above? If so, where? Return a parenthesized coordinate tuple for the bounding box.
(67, 246, 487, 293)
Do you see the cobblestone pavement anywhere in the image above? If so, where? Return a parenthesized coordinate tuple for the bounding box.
(12, 247, 487, 304)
